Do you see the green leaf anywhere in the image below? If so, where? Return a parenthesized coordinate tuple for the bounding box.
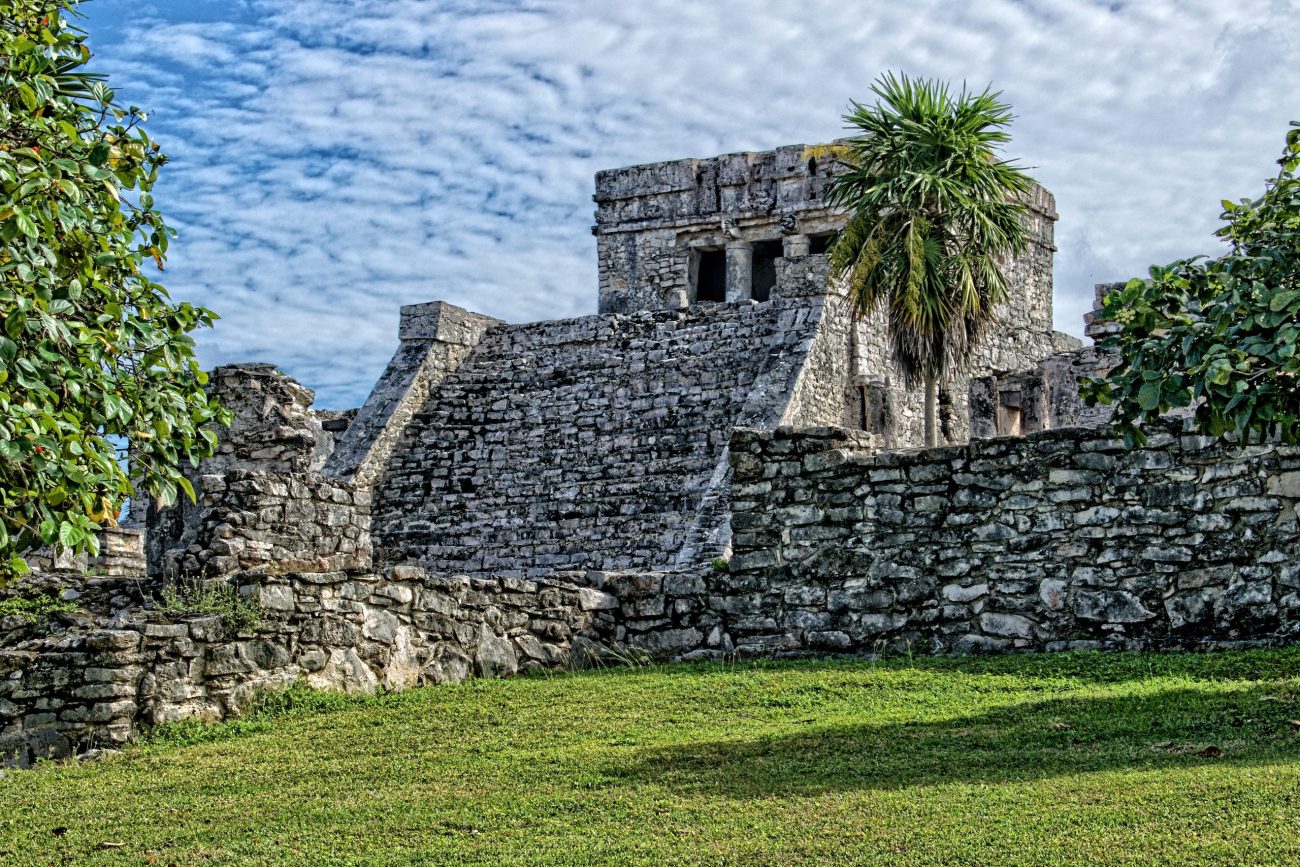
(1137, 382, 1162, 412)
(1270, 291, 1299, 312)
(13, 210, 38, 240)
(57, 522, 82, 550)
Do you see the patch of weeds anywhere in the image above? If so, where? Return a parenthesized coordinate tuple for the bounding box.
(146, 715, 273, 748)
(143, 682, 409, 749)
(709, 557, 730, 573)
(0, 594, 80, 624)
(159, 578, 262, 632)
(252, 682, 364, 719)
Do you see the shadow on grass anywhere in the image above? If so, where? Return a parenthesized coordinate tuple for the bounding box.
(577, 645, 1300, 687)
(609, 682, 1300, 797)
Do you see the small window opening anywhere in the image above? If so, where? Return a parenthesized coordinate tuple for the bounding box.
(694, 248, 726, 303)
(809, 233, 834, 255)
(751, 240, 782, 302)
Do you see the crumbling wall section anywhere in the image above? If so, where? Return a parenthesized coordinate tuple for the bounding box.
(157, 471, 372, 578)
(147, 365, 360, 577)
(203, 364, 331, 474)
(970, 281, 1122, 438)
(774, 256, 856, 429)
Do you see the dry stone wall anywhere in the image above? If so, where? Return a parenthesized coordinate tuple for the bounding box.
(711, 423, 1300, 655)
(0, 566, 622, 766)
(13, 417, 1300, 764)
(156, 471, 371, 578)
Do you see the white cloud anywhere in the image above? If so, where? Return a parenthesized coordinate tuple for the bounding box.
(86, 0, 1300, 406)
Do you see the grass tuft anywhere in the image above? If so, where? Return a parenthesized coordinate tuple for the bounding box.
(158, 578, 262, 632)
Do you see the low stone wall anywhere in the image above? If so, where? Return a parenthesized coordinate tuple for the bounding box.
(15, 419, 1300, 766)
(719, 422, 1300, 654)
(152, 470, 371, 578)
(0, 567, 622, 767)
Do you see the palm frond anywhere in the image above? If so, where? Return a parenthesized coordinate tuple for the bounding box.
(821, 71, 1035, 386)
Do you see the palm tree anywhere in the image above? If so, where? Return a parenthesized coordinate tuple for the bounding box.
(813, 73, 1034, 447)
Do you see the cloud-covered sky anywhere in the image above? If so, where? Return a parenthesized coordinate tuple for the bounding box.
(80, 0, 1299, 409)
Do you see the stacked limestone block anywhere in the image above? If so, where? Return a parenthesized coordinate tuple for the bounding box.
(721, 422, 1300, 656)
(0, 565, 624, 764)
(147, 365, 356, 578)
(583, 569, 723, 659)
(203, 364, 332, 474)
(159, 471, 371, 578)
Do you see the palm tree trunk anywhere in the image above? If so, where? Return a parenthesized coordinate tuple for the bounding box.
(923, 375, 938, 448)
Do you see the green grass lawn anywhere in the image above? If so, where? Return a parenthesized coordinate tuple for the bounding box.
(6, 650, 1300, 866)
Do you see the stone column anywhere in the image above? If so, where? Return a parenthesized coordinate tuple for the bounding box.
(783, 234, 811, 257)
(725, 241, 753, 303)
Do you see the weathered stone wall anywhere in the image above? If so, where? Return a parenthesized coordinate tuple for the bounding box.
(706, 423, 1300, 656)
(202, 364, 334, 475)
(156, 471, 371, 578)
(22, 528, 144, 577)
(0, 566, 621, 766)
(14, 418, 1300, 764)
(970, 281, 1122, 438)
(323, 302, 502, 487)
(593, 145, 846, 313)
(147, 365, 366, 577)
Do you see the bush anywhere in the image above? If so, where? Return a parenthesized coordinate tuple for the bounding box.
(1083, 121, 1300, 444)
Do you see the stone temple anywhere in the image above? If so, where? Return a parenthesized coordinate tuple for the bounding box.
(214, 144, 1078, 580)
(8, 143, 1300, 766)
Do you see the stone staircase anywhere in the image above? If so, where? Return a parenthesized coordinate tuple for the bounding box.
(371, 299, 825, 576)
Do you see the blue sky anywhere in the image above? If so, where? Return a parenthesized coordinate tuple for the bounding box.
(78, 0, 1298, 409)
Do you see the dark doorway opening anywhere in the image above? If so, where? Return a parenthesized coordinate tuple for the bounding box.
(809, 233, 834, 255)
(751, 240, 783, 302)
(694, 249, 726, 303)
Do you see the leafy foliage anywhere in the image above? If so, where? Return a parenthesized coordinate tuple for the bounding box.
(0, 0, 229, 579)
(813, 72, 1034, 445)
(1082, 122, 1300, 445)
(1081, 122, 1300, 444)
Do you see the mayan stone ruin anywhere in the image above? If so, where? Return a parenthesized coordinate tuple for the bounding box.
(5, 143, 1300, 767)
